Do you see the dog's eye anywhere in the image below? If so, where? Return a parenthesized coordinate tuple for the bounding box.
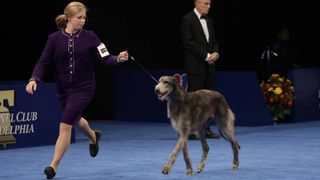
(163, 81, 169, 84)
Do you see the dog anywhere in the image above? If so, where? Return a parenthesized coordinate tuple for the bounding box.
(155, 75, 240, 175)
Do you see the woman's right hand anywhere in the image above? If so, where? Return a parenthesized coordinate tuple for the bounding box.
(25, 80, 37, 95)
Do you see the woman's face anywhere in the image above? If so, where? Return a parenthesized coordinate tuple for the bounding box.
(69, 9, 86, 30)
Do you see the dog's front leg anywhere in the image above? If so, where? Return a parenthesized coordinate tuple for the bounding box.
(197, 131, 209, 173)
(182, 141, 193, 175)
(162, 134, 187, 175)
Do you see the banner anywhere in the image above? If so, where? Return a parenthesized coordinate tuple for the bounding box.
(288, 68, 320, 122)
(0, 82, 75, 150)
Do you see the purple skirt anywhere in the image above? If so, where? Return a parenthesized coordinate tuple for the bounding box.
(56, 83, 95, 125)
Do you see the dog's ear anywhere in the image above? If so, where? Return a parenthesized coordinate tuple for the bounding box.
(173, 74, 181, 85)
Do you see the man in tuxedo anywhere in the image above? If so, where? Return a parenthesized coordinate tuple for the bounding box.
(181, 0, 220, 139)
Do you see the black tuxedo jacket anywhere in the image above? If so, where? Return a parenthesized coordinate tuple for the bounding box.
(181, 11, 219, 74)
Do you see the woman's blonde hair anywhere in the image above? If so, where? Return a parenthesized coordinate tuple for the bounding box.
(55, 1, 87, 29)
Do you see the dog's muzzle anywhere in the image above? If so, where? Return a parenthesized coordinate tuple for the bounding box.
(155, 89, 166, 97)
(155, 89, 168, 100)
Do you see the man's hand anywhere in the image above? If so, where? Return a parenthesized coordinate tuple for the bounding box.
(208, 52, 219, 64)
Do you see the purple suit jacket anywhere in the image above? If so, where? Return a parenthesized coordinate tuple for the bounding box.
(31, 29, 118, 91)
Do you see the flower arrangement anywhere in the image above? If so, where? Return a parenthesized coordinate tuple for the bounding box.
(260, 74, 295, 121)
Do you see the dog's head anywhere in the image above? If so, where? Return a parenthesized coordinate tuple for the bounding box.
(155, 76, 180, 101)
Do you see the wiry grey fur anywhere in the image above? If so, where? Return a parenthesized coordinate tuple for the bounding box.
(155, 76, 240, 175)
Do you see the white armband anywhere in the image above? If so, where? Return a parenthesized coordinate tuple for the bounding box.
(97, 43, 110, 58)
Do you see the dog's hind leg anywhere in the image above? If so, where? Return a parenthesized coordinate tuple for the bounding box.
(162, 134, 188, 175)
(219, 128, 240, 170)
(218, 111, 240, 170)
(230, 141, 240, 170)
(197, 130, 209, 173)
(182, 142, 193, 175)
(219, 127, 240, 170)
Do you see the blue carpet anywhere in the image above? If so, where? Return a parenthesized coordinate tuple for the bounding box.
(0, 120, 319, 180)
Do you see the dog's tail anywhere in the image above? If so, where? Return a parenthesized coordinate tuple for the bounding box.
(218, 108, 240, 150)
(217, 108, 234, 138)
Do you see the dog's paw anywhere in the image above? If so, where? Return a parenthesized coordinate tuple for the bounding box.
(231, 161, 239, 170)
(162, 166, 170, 175)
(197, 169, 203, 173)
(197, 167, 204, 173)
(197, 163, 205, 173)
(186, 168, 193, 176)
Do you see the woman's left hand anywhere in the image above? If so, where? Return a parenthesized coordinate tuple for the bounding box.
(118, 51, 129, 62)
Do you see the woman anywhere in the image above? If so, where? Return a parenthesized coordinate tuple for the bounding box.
(25, 1, 128, 179)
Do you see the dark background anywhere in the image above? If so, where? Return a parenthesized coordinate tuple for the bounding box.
(1, 0, 318, 120)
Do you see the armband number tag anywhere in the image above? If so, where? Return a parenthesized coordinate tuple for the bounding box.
(97, 43, 110, 58)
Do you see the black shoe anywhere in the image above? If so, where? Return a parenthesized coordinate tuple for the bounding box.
(205, 131, 220, 139)
(89, 130, 101, 157)
(44, 166, 56, 179)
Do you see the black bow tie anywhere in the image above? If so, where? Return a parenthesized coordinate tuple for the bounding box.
(200, 15, 208, 19)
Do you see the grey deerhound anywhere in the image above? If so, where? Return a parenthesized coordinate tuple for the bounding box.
(155, 76, 240, 175)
